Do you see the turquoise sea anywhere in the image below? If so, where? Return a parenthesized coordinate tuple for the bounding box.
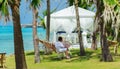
(0, 26, 46, 55)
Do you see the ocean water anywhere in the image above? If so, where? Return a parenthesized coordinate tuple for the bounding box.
(0, 26, 46, 55)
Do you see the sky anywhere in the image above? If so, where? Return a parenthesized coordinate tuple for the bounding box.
(0, 0, 68, 26)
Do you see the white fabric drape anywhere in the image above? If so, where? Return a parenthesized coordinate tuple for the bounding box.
(44, 5, 95, 44)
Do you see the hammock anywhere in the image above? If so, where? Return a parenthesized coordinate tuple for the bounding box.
(107, 40, 118, 54)
(107, 40, 118, 47)
(38, 39, 56, 52)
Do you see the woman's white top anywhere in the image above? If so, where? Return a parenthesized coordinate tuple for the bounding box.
(54, 41, 67, 52)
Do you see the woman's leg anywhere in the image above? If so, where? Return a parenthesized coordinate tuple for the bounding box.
(65, 50, 70, 59)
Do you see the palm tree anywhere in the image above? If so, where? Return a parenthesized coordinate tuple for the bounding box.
(44, 0, 52, 54)
(30, 0, 41, 63)
(74, 0, 85, 56)
(103, 0, 120, 41)
(92, 0, 120, 51)
(0, 0, 27, 69)
(103, 0, 120, 55)
(46, 0, 50, 41)
(32, 7, 40, 63)
(93, 0, 113, 62)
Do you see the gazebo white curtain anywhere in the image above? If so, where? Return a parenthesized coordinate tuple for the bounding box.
(44, 5, 95, 46)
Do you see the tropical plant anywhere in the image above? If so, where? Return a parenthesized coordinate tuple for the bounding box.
(0, 0, 10, 22)
(38, 7, 57, 29)
(44, 0, 54, 54)
(93, 0, 113, 62)
(103, 0, 120, 41)
(46, 0, 50, 41)
(67, 0, 93, 9)
(74, 0, 85, 56)
(28, 0, 42, 63)
(0, 0, 27, 69)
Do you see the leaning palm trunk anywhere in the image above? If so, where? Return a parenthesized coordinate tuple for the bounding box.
(45, 0, 52, 54)
(93, 0, 113, 62)
(10, 0, 27, 69)
(91, 31, 97, 50)
(74, 0, 85, 56)
(32, 7, 40, 63)
(91, 22, 99, 50)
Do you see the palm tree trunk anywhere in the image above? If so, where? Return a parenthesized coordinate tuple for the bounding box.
(93, 0, 113, 62)
(45, 0, 52, 54)
(46, 0, 50, 41)
(32, 8, 40, 63)
(100, 20, 113, 61)
(74, 0, 85, 56)
(10, 0, 27, 69)
(91, 31, 97, 50)
(91, 24, 99, 50)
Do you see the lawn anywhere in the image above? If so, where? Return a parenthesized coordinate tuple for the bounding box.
(5, 48, 120, 69)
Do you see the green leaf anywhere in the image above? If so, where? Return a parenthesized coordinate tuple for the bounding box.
(31, 0, 41, 8)
(0, 0, 3, 3)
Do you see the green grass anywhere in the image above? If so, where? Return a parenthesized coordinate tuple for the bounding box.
(5, 48, 120, 69)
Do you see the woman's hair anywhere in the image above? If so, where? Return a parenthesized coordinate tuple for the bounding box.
(58, 36, 63, 41)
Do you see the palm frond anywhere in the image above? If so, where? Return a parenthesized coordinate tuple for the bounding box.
(103, 0, 120, 27)
(67, 0, 94, 9)
(42, 10, 47, 17)
(38, 16, 46, 29)
(0, 0, 10, 22)
(31, 0, 41, 8)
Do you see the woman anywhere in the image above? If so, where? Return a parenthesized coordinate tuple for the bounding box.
(54, 36, 70, 59)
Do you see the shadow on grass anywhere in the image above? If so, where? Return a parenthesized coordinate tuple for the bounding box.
(26, 51, 45, 55)
(41, 54, 64, 62)
(41, 49, 102, 62)
(25, 49, 102, 62)
(65, 50, 95, 62)
(25, 48, 120, 62)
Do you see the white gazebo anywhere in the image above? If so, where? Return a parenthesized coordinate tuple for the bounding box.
(45, 5, 95, 48)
